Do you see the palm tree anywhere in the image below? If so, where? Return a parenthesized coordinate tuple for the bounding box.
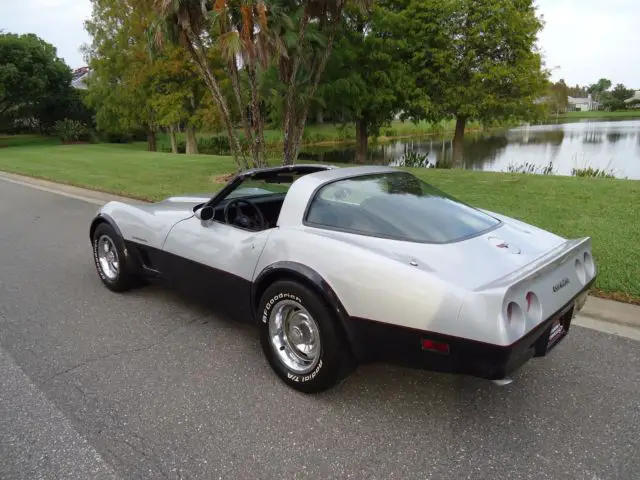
(151, 0, 250, 170)
(151, 0, 371, 168)
(277, 0, 372, 164)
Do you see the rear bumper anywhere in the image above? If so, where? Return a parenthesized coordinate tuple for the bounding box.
(348, 279, 594, 380)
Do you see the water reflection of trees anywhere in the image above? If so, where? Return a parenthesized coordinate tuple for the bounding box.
(583, 130, 603, 144)
(605, 132, 635, 144)
(506, 128, 565, 146)
(460, 135, 509, 167)
(298, 123, 640, 170)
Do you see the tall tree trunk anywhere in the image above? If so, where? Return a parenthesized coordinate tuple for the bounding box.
(147, 128, 157, 152)
(355, 119, 368, 164)
(452, 116, 466, 167)
(286, 13, 343, 165)
(282, 7, 311, 165)
(185, 125, 198, 155)
(182, 26, 247, 170)
(228, 55, 255, 165)
(247, 66, 266, 168)
(169, 124, 178, 154)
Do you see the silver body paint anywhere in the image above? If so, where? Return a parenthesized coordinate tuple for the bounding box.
(95, 166, 597, 346)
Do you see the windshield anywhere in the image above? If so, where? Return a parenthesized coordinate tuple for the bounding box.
(305, 172, 501, 243)
(224, 178, 295, 200)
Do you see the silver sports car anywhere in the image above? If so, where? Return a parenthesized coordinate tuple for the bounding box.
(89, 165, 596, 392)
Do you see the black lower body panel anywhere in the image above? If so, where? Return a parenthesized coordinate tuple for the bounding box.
(348, 282, 592, 380)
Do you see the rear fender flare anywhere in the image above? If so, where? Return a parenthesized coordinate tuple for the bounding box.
(252, 262, 363, 359)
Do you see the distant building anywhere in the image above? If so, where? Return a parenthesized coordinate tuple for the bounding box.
(71, 66, 91, 90)
(567, 94, 599, 112)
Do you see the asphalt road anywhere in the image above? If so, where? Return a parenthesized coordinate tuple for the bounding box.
(0, 179, 639, 480)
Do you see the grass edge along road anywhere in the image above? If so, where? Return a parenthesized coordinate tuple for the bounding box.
(0, 142, 638, 304)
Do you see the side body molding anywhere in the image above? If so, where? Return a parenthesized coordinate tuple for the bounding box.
(252, 261, 364, 359)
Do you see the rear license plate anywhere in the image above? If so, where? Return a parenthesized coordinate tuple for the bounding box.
(546, 307, 572, 352)
(548, 318, 564, 346)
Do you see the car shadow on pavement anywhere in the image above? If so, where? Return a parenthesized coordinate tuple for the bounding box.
(123, 280, 531, 408)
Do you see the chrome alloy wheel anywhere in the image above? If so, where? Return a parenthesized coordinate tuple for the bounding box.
(97, 235, 119, 280)
(269, 299, 321, 374)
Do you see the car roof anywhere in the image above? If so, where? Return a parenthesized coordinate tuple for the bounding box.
(302, 164, 399, 186)
(235, 164, 336, 180)
(277, 165, 402, 227)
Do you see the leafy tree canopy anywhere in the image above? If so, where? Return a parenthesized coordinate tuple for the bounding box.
(317, 0, 419, 161)
(402, 0, 549, 162)
(0, 32, 75, 133)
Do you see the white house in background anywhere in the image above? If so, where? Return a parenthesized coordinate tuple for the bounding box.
(71, 66, 91, 90)
(567, 94, 599, 112)
(625, 90, 640, 105)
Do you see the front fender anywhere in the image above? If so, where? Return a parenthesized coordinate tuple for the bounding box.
(89, 212, 122, 243)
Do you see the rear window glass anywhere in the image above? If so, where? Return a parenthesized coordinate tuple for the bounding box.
(305, 172, 500, 243)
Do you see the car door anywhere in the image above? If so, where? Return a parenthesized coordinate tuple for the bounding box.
(160, 215, 273, 320)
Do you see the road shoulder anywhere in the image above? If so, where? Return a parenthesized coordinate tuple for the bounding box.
(0, 346, 119, 480)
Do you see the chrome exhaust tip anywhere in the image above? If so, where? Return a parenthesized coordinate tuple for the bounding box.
(492, 378, 514, 387)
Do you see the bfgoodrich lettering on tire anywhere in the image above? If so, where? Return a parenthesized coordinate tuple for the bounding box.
(92, 223, 140, 293)
(258, 280, 353, 393)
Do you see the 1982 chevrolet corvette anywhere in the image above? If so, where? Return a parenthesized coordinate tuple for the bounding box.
(89, 164, 596, 392)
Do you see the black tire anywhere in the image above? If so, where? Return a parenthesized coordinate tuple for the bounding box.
(258, 280, 354, 393)
(91, 222, 141, 292)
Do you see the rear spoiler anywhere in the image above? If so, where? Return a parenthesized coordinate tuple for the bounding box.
(474, 237, 593, 292)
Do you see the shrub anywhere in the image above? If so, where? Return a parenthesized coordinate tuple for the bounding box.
(53, 119, 88, 142)
(400, 150, 431, 168)
(197, 135, 232, 154)
(571, 167, 616, 178)
(506, 161, 555, 175)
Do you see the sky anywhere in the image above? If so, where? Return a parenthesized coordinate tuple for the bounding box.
(1, 0, 639, 89)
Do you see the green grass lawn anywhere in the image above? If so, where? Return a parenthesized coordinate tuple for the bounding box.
(557, 110, 640, 120)
(0, 142, 638, 303)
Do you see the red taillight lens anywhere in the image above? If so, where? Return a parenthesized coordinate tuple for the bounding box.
(421, 338, 450, 354)
(526, 292, 533, 311)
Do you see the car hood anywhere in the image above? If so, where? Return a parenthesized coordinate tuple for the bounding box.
(309, 211, 566, 291)
(130, 193, 211, 216)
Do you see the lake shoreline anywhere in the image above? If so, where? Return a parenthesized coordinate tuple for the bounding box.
(298, 118, 640, 180)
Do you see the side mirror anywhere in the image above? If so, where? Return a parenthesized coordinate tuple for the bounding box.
(194, 205, 214, 221)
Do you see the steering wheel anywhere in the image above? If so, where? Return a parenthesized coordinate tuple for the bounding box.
(223, 198, 266, 231)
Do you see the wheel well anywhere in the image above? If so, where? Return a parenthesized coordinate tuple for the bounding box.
(89, 218, 107, 241)
(253, 270, 316, 312)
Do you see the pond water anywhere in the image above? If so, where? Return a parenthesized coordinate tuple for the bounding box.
(298, 119, 640, 179)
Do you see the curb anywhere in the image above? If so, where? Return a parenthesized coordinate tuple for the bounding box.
(0, 172, 149, 206)
(1, 170, 640, 335)
(578, 296, 640, 329)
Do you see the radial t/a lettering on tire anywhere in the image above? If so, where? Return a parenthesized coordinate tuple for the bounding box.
(91, 222, 140, 293)
(258, 280, 354, 393)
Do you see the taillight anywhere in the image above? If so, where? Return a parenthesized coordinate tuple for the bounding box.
(525, 291, 541, 322)
(504, 301, 525, 336)
(575, 258, 586, 283)
(584, 251, 595, 277)
(506, 302, 514, 324)
(526, 292, 534, 311)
